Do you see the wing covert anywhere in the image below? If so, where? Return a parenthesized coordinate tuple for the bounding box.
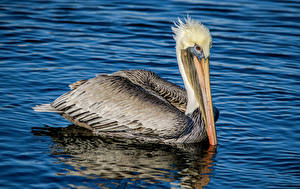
(113, 70, 187, 112)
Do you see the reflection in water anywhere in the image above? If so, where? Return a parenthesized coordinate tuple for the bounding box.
(32, 125, 216, 188)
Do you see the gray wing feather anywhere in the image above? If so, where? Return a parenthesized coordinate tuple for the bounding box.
(113, 70, 187, 112)
(51, 74, 190, 140)
(33, 103, 62, 113)
(69, 79, 88, 90)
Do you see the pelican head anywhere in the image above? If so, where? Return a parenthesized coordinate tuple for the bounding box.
(172, 17, 217, 145)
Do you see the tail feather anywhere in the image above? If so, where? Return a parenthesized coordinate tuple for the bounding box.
(33, 104, 62, 113)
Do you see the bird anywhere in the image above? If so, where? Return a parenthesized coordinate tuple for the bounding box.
(33, 17, 219, 146)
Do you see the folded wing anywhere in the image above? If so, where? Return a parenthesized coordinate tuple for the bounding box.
(49, 72, 191, 141)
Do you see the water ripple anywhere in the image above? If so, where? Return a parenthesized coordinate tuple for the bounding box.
(0, 0, 299, 188)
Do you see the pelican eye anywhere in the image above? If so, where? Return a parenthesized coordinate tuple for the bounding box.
(194, 44, 203, 54)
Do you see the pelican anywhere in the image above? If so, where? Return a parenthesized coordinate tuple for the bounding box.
(34, 18, 219, 145)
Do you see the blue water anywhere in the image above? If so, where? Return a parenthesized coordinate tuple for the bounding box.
(1, 0, 299, 188)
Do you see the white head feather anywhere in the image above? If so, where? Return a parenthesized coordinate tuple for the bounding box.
(172, 17, 212, 58)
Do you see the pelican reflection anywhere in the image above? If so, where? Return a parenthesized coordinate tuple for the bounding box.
(32, 125, 217, 188)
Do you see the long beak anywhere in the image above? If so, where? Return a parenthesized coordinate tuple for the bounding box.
(181, 48, 217, 145)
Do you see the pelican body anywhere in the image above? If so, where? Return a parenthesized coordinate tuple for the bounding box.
(34, 18, 219, 145)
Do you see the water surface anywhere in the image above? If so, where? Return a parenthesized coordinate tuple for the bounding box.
(0, 0, 299, 188)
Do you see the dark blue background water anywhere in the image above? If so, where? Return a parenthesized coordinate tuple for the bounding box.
(0, 0, 299, 188)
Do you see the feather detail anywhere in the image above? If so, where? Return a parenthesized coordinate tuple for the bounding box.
(33, 104, 62, 113)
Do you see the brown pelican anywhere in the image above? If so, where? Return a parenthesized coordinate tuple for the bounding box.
(34, 18, 219, 145)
